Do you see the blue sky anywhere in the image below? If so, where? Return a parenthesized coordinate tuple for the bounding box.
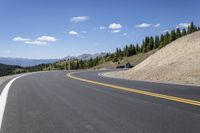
(0, 0, 200, 59)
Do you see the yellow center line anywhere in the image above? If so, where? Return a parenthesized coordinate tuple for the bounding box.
(66, 72, 200, 106)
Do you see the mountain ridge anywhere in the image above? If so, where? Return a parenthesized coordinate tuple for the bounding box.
(0, 52, 107, 66)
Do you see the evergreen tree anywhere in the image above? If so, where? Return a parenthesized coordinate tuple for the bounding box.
(164, 32, 170, 46)
(170, 29, 176, 41)
(143, 37, 149, 53)
(123, 45, 129, 56)
(148, 36, 154, 51)
(136, 43, 140, 53)
(181, 29, 187, 36)
(127, 44, 136, 56)
(189, 21, 197, 33)
(154, 36, 159, 49)
(176, 28, 181, 38)
(159, 34, 165, 48)
(187, 22, 197, 33)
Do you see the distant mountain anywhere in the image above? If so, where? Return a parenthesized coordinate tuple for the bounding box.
(63, 56, 75, 60)
(0, 57, 59, 67)
(77, 54, 92, 60)
(63, 53, 107, 61)
(0, 53, 107, 67)
(77, 53, 107, 60)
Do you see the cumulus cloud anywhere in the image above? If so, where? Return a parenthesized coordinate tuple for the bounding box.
(154, 23, 160, 27)
(100, 26, 106, 30)
(37, 36, 56, 42)
(136, 23, 152, 28)
(112, 30, 121, 33)
(70, 16, 89, 23)
(13, 35, 56, 45)
(176, 23, 190, 29)
(109, 23, 123, 29)
(13, 37, 31, 42)
(68, 31, 79, 36)
(24, 41, 47, 45)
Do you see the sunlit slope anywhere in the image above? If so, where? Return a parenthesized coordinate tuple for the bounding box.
(93, 50, 157, 69)
(104, 31, 200, 85)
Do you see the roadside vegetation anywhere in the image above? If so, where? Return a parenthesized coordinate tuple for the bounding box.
(0, 22, 199, 76)
(0, 64, 23, 76)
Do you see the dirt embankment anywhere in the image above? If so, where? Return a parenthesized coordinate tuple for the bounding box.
(104, 31, 200, 85)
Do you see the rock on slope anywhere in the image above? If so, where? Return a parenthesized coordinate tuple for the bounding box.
(104, 31, 200, 85)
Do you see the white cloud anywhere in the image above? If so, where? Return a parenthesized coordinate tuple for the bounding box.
(112, 30, 121, 33)
(176, 23, 190, 29)
(100, 26, 106, 30)
(13, 37, 31, 42)
(24, 41, 47, 45)
(109, 23, 123, 29)
(136, 23, 152, 28)
(68, 31, 79, 36)
(154, 23, 160, 27)
(37, 36, 56, 42)
(13, 35, 56, 45)
(70, 16, 89, 23)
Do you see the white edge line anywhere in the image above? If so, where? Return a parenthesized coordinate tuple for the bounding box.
(0, 73, 30, 130)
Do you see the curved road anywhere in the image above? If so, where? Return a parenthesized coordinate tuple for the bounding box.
(0, 70, 200, 133)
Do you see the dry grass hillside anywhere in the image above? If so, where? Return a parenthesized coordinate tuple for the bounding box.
(104, 31, 200, 85)
(93, 50, 157, 69)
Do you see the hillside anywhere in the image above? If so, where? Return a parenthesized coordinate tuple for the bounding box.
(104, 31, 200, 85)
(0, 63, 22, 76)
(93, 49, 157, 69)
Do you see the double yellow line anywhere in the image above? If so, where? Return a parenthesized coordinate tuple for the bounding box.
(67, 72, 200, 106)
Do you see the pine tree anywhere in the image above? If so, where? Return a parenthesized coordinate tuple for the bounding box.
(170, 29, 176, 41)
(159, 34, 164, 48)
(143, 37, 149, 53)
(176, 28, 181, 38)
(148, 36, 154, 51)
(190, 21, 197, 32)
(123, 45, 129, 56)
(127, 44, 136, 56)
(136, 43, 140, 53)
(181, 29, 187, 36)
(164, 32, 170, 45)
(187, 22, 196, 33)
(154, 36, 159, 49)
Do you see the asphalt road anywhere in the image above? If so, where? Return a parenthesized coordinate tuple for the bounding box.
(0, 70, 200, 133)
